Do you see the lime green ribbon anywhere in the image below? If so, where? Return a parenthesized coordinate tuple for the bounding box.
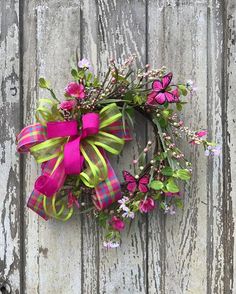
(31, 102, 124, 187)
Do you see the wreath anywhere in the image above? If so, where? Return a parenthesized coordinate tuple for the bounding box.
(17, 55, 220, 248)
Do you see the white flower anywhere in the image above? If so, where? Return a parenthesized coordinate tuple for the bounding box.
(122, 207, 135, 219)
(78, 58, 93, 71)
(118, 196, 129, 210)
(103, 241, 120, 249)
(164, 204, 176, 216)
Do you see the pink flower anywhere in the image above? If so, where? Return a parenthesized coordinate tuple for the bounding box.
(60, 100, 76, 110)
(65, 82, 85, 99)
(109, 216, 125, 231)
(190, 130, 208, 145)
(67, 191, 80, 209)
(196, 130, 207, 138)
(139, 197, 155, 213)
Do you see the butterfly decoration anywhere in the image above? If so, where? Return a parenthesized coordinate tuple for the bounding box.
(147, 72, 179, 105)
(122, 171, 150, 193)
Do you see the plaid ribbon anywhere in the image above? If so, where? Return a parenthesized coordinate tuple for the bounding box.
(107, 121, 132, 141)
(17, 108, 132, 220)
(17, 123, 47, 152)
(27, 157, 66, 219)
(28, 189, 48, 220)
(93, 153, 121, 210)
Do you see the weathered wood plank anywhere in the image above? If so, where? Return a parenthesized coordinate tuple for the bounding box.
(6, 0, 235, 293)
(97, 1, 148, 293)
(0, 0, 21, 292)
(147, 0, 225, 293)
(23, 1, 83, 293)
(80, 1, 100, 293)
(206, 1, 225, 292)
(224, 0, 236, 292)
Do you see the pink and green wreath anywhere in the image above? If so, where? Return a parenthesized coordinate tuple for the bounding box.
(17, 55, 220, 248)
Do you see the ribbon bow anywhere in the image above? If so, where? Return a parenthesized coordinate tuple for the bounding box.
(17, 103, 131, 220)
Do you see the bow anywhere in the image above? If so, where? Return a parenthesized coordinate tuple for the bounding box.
(17, 102, 131, 220)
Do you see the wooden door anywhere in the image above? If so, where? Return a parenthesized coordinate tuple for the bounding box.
(0, 0, 235, 293)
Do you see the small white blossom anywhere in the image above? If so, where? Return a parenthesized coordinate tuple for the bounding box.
(122, 207, 135, 219)
(118, 196, 129, 210)
(103, 241, 120, 249)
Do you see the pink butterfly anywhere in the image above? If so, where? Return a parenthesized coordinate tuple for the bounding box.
(122, 171, 150, 193)
(147, 72, 179, 105)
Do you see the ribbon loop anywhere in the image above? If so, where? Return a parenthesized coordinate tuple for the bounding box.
(81, 113, 100, 138)
(17, 101, 132, 220)
(47, 120, 78, 138)
(64, 137, 84, 175)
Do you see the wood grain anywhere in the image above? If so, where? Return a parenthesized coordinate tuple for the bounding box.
(0, 0, 21, 292)
(147, 0, 225, 293)
(23, 1, 83, 293)
(96, 1, 148, 293)
(1, 0, 236, 293)
(80, 1, 100, 293)
(224, 0, 236, 292)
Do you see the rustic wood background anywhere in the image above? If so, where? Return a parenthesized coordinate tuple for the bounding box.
(0, 0, 235, 293)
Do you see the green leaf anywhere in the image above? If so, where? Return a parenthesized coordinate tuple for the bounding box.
(150, 180, 164, 190)
(86, 72, 93, 82)
(176, 102, 182, 111)
(97, 212, 109, 228)
(166, 179, 179, 193)
(158, 117, 167, 128)
(161, 166, 174, 176)
(71, 69, 78, 79)
(178, 84, 188, 96)
(175, 198, 183, 209)
(162, 109, 171, 118)
(153, 192, 162, 200)
(123, 91, 133, 101)
(160, 202, 166, 210)
(77, 69, 85, 79)
(175, 169, 191, 180)
(154, 152, 167, 161)
(105, 231, 114, 240)
(93, 77, 101, 87)
(117, 75, 129, 84)
(131, 201, 141, 212)
(39, 77, 50, 89)
(133, 94, 145, 105)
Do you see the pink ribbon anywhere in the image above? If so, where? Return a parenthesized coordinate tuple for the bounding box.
(17, 114, 132, 218)
(35, 113, 100, 197)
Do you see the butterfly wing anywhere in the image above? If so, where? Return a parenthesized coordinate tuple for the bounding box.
(162, 72, 173, 88)
(122, 171, 137, 192)
(165, 92, 179, 103)
(152, 80, 163, 91)
(147, 91, 157, 105)
(138, 174, 150, 193)
(155, 92, 166, 104)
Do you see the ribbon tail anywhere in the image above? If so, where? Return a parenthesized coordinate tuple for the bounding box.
(27, 189, 49, 220)
(93, 155, 122, 210)
(28, 156, 66, 220)
(35, 156, 66, 197)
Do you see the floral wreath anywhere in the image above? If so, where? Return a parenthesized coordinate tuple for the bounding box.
(17, 55, 220, 248)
